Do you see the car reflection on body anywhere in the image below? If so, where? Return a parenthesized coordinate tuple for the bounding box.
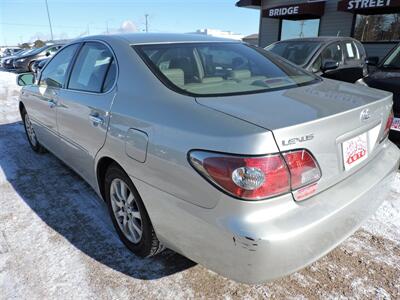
(357, 43, 400, 145)
(266, 37, 367, 83)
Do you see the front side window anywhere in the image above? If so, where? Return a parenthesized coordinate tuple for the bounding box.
(321, 43, 342, 64)
(280, 19, 320, 41)
(353, 14, 400, 42)
(68, 42, 116, 93)
(266, 41, 321, 66)
(383, 45, 400, 69)
(135, 43, 318, 96)
(311, 43, 342, 72)
(40, 43, 79, 88)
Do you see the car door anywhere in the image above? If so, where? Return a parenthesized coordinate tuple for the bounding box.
(23, 43, 80, 153)
(311, 42, 344, 81)
(340, 40, 366, 83)
(56, 41, 117, 185)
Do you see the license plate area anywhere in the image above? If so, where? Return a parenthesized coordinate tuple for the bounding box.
(342, 132, 368, 171)
(391, 117, 400, 132)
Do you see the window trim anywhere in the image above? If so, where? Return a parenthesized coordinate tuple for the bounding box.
(133, 42, 321, 98)
(39, 40, 119, 95)
(65, 40, 119, 95)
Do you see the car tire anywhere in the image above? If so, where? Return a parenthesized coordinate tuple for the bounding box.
(21, 108, 46, 153)
(104, 163, 164, 257)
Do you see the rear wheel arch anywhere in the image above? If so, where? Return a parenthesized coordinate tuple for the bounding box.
(19, 102, 26, 118)
(96, 156, 119, 201)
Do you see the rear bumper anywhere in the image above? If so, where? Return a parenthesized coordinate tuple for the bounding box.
(133, 141, 400, 284)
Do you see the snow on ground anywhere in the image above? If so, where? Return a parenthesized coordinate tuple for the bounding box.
(0, 70, 399, 299)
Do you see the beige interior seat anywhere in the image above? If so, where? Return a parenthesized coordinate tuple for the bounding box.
(161, 68, 185, 87)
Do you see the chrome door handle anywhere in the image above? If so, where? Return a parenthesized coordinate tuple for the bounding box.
(89, 114, 104, 125)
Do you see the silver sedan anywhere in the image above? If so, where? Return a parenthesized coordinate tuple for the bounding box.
(17, 33, 400, 284)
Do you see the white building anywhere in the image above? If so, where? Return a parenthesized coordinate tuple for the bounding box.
(190, 28, 244, 40)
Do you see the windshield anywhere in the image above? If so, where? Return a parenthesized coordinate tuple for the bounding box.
(135, 43, 318, 97)
(24, 45, 48, 56)
(382, 44, 400, 69)
(265, 41, 321, 66)
(19, 49, 35, 56)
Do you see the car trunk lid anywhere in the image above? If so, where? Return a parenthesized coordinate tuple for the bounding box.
(196, 79, 393, 198)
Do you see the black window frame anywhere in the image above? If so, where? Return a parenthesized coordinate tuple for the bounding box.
(66, 41, 118, 94)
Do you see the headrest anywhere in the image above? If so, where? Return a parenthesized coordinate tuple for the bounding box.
(202, 76, 223, 83)
(161, 68, 184, 86)
(230, 69, 251, 80)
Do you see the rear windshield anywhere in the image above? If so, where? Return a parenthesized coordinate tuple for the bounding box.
(266, 41, 321, 66)
(134, 43, 318, 97)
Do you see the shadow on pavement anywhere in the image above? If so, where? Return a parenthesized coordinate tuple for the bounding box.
(0, 121, 196, 280)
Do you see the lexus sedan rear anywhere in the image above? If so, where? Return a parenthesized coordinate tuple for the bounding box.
(17, 33, 400, 283)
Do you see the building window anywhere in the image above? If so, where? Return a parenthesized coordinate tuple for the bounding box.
(280, 19, 320, 40)
(353, 14, 400, 42)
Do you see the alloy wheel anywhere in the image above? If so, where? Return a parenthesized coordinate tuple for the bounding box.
(110, 178, 143, 243)
(24, 113, 38, 147)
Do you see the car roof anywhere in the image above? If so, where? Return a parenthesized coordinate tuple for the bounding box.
(74, 33, 240, 45)
(273, 36, 357, 43)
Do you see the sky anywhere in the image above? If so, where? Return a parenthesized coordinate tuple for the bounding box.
(0, 0, 260, 46)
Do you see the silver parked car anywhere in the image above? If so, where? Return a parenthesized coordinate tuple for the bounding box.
(17, 33, 400, 284)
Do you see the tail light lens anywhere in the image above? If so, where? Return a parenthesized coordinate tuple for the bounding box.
(189, 149, 321, 201)
(282, 150, 321, 190)
(383, 109, 394, 139)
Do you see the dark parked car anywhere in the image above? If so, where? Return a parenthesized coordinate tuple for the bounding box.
(266, 37, 367, 83)
(357, 43, 400, 145)
(1, 47, 22, 57)
(1, 49, 34, 70)
(13, 44, 63, 72)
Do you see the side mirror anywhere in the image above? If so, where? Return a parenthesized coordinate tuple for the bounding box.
(37, 63, 46, 71)
(45, 51, 51, 57)
(366, 56, 379, 66)
(16, 73, 35, 86)
(321, 60, 339, 72)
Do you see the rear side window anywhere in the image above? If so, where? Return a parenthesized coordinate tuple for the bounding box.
(40, 44, 79, 88)
(68, 42, 116, 93)
(135, 42, 318, 97)
(344, 42, 360, 60)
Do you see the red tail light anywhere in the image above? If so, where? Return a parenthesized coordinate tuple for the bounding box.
(189, 149, 321, 201)
(283, 150, 321, 190)
(383, 109, 394, 139)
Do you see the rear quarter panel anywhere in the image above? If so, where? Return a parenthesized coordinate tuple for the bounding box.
(96, 39, 279, 209)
